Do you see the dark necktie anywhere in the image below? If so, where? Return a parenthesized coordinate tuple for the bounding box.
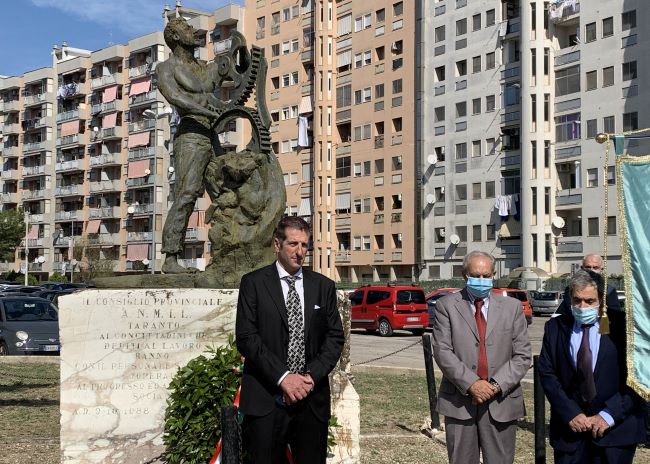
(577, 324, 597, 403)
(284, 276, 305, 373)
(474, 299, 488, 380)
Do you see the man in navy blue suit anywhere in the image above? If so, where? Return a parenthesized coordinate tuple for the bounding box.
(538, 270, 646, 463)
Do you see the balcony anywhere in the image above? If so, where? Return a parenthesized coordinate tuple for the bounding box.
(128, 119, 156, 133)
(89, 206, 121, 219)
(56, 134, 80, 147)
(3, 123, 21, 134)
(22, 165, 46, 177)
(335, 250, 351, 263)
(28, 262, 44, 271)
(126, 177, 153, 188)
(129, 90, 158, 106)
(86, 233, 119, 246)
(0, 193, 18, 203)
(55, 210, 81, 221)
(92, 100, 124, 114)
(90, 73, 124, 89)
(23, 93, 47, 106)
(555, 49, 580, 67)
(550, 1, 580, 24)
(22, 189, 48, 200)
(128, 203, 154, 215)
(1, 169, 18, 180)
(89, 180, 122, 192)
(101, 126, 124, 140)
(29, 213, 45, 223)
(55, 160, 83, 172)
(557, 238, 583, 254)
(23, 141, 47, 153)
(128, 146, 156, 160)
(501, 153, 521, 167)
(2, 146, 19, 157)
(55, 185, 83, 197)
(57, 109, 80, 122)
(2, 100, 20, 112)
(501, 244, 522, 255)
(556, 189, 582, 206)
(128, 63, 153, 79)
(127, 231, 153, 242)
(184, 228, 207, 242)
(89, 153, 121, 166)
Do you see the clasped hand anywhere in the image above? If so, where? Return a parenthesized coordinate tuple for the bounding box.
(568, 413, 610, 438)
(468, 380, 499, 405)
(280, 373, 314, 405)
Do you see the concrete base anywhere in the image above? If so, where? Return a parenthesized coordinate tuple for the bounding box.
(328, 371, 361, 464)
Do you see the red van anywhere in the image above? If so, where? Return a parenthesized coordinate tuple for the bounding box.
(349, 285, 428, 336)
(491, 288, 533, 325)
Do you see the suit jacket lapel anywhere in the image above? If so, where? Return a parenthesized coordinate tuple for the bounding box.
(455, 290, 479, 340)
(262, 264, 288, 329)
(485, 295, 500, 339)
(302, 269, 316, 336)
(558, 315, 575, 371)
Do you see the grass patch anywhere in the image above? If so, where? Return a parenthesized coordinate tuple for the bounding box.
(354, 369, 650, 464)
(0, 362, 60, 464)
(0, 363, 647, 464)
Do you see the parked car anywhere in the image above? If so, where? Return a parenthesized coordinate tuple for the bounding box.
(426, 288, 462, 328)
(529, 290, 564, 316)
(491, 288, 533, 325)
(0, 297, 59, 355)
(350, 285, 428, 336)
(32, 289, 77, 304)
(1, 285, 43, 294)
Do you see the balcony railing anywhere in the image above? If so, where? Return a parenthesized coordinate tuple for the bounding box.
(23, 93, 47, 105)
(86, 233, 118, 245)
(128, 146, 155, 160)
(126, 177, 153, 187)
(127, 231, 153, 242)
(1, 169, 18, 179)
(22, 165, 46, 177)
(129, 90, 157, 106)
(557, 238, 583, 254)
(56, 109, 80, 122)
(128, 203, 154, 215)
(23, 141, 47, 153)
(128, 119, 156, 133)
(90, 73, 122, 89)
(89, 180, 122, 192)
(128, 63, 152, 79)
(89, 153, 121, 166)
(29, 213, 44, 223)
(55, 185, 82, 196)
(56, 134, 79, 147)
(55, 210, 80, 221)
(335, 250, 351, 263)
(0, 193, 18, 203)
(214, 39, 233, 55)
(89, 206, 120, 219)
(22, 189, 48, 200)
(55, 160, 82, 172)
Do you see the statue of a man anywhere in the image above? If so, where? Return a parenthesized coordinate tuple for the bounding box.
(156, 17, 221, 274)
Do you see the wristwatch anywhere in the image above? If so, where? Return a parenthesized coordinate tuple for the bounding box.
(489, 378, 502, 393)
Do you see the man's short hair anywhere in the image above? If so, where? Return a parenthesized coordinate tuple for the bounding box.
(569, 269, 605, 303)
(273, 216, 311, 242)
(462, 251, 496, 275)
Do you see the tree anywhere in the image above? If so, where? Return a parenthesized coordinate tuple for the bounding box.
(73, 238, 118, 282)
(0, 209, 25, 262)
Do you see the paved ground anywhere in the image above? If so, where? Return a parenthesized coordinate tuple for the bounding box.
(350, 314, 550, 382)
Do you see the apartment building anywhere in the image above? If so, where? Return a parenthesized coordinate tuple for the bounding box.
(0, 4, 243, 279)
(421, 0, 646, 279)
(247, 0, 422, 283)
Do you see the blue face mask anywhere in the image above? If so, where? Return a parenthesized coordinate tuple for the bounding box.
(571, 306, 599, 326)
(466, 277, 493, 299)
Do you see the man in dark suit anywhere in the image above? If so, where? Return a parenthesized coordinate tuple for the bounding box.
(236, 216, 344, 464)
(538, 270, 646, 464)
(556, 254, 621, 315)
(433, 251, 531, 463)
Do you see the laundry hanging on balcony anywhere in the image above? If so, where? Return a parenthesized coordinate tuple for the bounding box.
(298, 116, 310, 147)
(549, 0, 579, 22)
(57, 82, 79, 99)
(494, 194, 519, 219)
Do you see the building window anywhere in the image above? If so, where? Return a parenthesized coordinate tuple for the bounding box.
(555, 65, 580, 97)
(602, 66, 614, 86)
(486, 224, 496, 240)
(456, 226, 467, 242)
(472, 140, 482, 157)
(607, 216, 616, 235)
(472, 98, 481, 115)
(623, 112, 638, 131)
(603, 115, 615, 133)
(486, 9, 495, 26)
(585, 22, 596, 42)
(435, 25, 445, 43)
(392, 78, 403, 94)
(555, 113, 581, 142)
(473, 225, 482, 242)
(587, 168, 598, 187)
(455, 184, 467, 201)
(456, 18, 467, 36)
(472, 182, 481, 199)
(392, 155, 402, 171)
(531, 48, 537, 77)
(336, 156, 351, 178)
(456, 101, 467, 118)
(336, 84, 352, 107)
(354, 13, 372, 32)
(504, 83, 520, 106)
(435, 65, 445, 82)
(544, 187, 551, 215)
(393, 1, 403, 16)
(622, 10, 637, 31)
(532, 187, 537, 215)
(602, 17, 614, 37)
(544, 48, 550, 76)
(485, 52, 495, 69)
(622, 61, 637, 81)
(586, 70, 597, 91)
(455, 142, 467, 160)
(586, 119, 598, 139)
(485, 181, 495, 198)
(456, 60, 467, 76)
(531, 94, 537, 124)
(472, 56, 481, 73)
(472, 13, 481, 31)
(485, 94, 495, 112)
(434, 106, 445, 123)
(375, 83, 385, 98)
(588, 218, 599, 236)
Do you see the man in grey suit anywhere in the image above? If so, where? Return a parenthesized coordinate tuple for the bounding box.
(433, 251, 531, 463)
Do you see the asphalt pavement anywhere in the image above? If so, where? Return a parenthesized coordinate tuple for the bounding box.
(349, 314, 550, 382)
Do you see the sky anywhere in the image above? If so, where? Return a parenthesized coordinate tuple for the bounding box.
(0, 0, 242, 77)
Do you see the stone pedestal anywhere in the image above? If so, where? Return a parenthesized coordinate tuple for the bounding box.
(59, 289, 237, 463)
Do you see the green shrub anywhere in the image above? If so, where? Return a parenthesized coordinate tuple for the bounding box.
(163, 336, 242, 464)
(48, 272, 68, 283)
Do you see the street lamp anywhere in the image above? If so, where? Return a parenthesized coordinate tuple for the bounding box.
(24, 211, 29, 285)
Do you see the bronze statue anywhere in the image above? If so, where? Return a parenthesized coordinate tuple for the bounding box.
(156, 17, 285, 287)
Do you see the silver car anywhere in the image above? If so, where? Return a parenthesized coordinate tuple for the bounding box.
(0, 297, 59, 355)
(530, 291, 564, 316)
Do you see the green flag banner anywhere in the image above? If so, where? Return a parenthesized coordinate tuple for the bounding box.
(617, 154, 650, 400)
